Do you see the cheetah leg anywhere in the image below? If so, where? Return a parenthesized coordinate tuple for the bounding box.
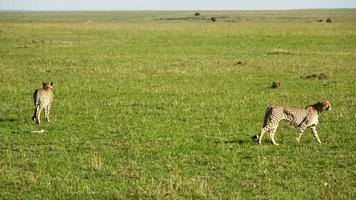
(258, 125, 271, 145)
(45, 105, 50, 122)
(310, 126, 321, 144)
(270, 127, 279, 145)
(296, 126, 306, 143)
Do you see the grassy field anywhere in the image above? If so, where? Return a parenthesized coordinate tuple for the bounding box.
(0, 10, 355, 199)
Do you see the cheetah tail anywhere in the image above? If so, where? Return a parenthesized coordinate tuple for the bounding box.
(263, 106, 273, 127)
(33, 90, 39, 106)
(32, 107, 37, 121)
(32, 90, 39, 121)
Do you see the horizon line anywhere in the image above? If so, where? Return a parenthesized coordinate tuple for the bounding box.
(1, 7, 355, 12)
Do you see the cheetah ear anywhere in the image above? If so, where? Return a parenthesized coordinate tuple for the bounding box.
(42, 82, 46, 87)
(50, 81, 53, 86)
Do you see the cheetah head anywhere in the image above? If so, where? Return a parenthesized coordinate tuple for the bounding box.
(321, 100, 332, 111)
(42, 81, 53, 90)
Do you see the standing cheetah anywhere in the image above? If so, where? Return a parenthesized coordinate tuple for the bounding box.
(32, 81, 53, 125)
(256, 101, 332, 145)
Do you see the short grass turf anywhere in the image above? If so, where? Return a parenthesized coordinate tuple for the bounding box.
(0, 10, 355, 199)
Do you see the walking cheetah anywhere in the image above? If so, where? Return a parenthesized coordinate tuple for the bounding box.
(32, 81, 53, 125)
(255, 101, 331, 145)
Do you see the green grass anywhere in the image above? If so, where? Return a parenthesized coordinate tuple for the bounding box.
(0, 10, 355, 199)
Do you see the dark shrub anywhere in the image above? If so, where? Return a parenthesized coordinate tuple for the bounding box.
(271, 82, 281, 89)
(305, 73, 328, 80)
(235, 60, 244, 65)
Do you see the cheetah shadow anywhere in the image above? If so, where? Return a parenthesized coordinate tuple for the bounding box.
(222, 139, 246, 145)
(0, 118, 17, 122)
(213, 138, 247, 145)
(214, 134, 261, 145)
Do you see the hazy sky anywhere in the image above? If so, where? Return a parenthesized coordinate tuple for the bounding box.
(1, 0, 356, 11)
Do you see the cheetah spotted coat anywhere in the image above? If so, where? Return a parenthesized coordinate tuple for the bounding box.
(257, 101, 332, 145)
(32, 81, 53, 125)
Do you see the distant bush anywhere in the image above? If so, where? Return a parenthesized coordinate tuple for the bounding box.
(305, 73, 328, 80)
(211, 17, 216, 22)
(194, 12, 200, 17)
(326, 18, 333, 23)
(235, 60, 244, 65)
(271, 82, 281, 89)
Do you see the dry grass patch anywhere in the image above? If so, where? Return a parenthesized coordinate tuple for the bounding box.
(266, 48, 292, 55)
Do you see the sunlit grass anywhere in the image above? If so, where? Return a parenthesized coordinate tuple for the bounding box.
(0, 10, 355, 199)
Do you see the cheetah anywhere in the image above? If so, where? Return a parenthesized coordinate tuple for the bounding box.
(32, 81, 53, 125)
(255, 101, 332, 145)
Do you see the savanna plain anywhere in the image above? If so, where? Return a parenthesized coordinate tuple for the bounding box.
(0, 10, 355, 199)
